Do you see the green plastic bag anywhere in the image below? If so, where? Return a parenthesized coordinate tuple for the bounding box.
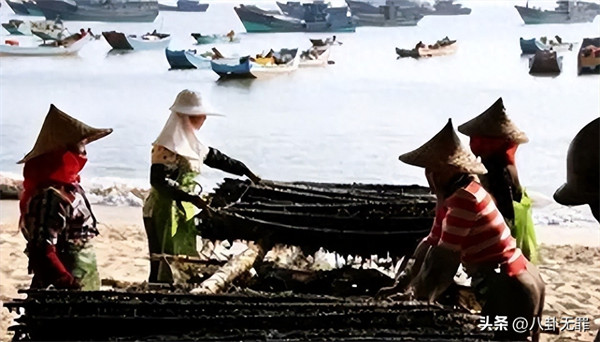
(512, 190, 539, 264)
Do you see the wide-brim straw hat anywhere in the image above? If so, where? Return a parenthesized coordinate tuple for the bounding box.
(399, 119, 488, 174)
(457, 97, 529, 144)
(554, 117, 599, 206)
(17, 104, 113, 164)
(169, 89, 223, 116)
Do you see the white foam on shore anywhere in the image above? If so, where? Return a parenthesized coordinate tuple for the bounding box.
(1, 173, 598, 228)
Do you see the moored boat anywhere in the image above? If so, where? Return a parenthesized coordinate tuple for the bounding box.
(346, 1, 424, 27)
(158, 0, 208, 12)
(35, 0, 159, 22)
(299, 47, 330, 67)
(529, 50, 563, 75)
(577, 37, 600, 75)
(396, 37, 457, 58)
(234, 4, 355, 33)
(519, 37, 547, 54)
(103, 30, 170, 50)
(514, 0, 600, 24)
(0, 33, 89, 56)
(191, 32, 240, 44)
(211, 48, 299, 78)
(22, 0, 44, 16)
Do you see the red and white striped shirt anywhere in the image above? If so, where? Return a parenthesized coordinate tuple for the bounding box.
(425, 180, 527, 277)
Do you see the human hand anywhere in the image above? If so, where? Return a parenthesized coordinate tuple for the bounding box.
(191, 196, 210, 211)
(247, 172, 261, 184)
(375, 283, 400, 300)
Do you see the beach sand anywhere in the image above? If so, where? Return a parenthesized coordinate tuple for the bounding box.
(1, 199, 598, 341)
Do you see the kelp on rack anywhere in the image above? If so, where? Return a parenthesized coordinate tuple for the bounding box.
(198, 178, 436, 257)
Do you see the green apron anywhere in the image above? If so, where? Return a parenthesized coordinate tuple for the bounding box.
(510, 190, 538, 264)
(63, 241, 100, 290)
(143, 157, 200, 282)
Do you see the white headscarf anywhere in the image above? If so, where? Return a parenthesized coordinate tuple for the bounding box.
(153, 111, 209, 172)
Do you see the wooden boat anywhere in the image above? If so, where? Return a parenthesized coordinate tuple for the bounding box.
(103, 31, 170, 50)
(520, 37, 547, 54)
(165, 48, 212, 70)
(191, 32, 240, 45)
(211, 48, 299, 79)
(0, 33, 89, 56)
(529, 50, 563, 75)
(396, 38, 457, 59)
(127, 32, 171, 50)
(158, 0, 208, 12)
(299, 47, 330, 67)
(578, 37, 600, 75)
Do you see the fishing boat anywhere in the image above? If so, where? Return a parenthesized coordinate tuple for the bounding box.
(0, 33, 89, 56)
(396, 37, 457, 58)
(519, 37, 547, 54)
(276, 1, 351, 21)
(529, 50, 563, 75)
(211, 48, 299, 79)
(514, 0, 600, 24)
(35, 0, 159, 22)
(429, 0, 471, 15)
(299, 47, 330, 67)
(191, 32, 240, 45)
(103, 31, 170, 50)
(234, 4, 355, 33)
(578, 37, 600, 75)
(348, 3, 424, 26)
(165, 48, 213, 69)
(158, 0, 208, 12)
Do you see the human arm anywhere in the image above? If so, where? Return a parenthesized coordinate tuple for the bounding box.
(204, 147, 261, 183)
(411, 245, 460, 302)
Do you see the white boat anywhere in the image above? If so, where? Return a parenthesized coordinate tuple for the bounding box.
(0, 34, 90, 56)
(126, 34, 171, 50)
(249, 49, 300, 78)
(184, 50, 211, 69)
(299, 47, 331, 67)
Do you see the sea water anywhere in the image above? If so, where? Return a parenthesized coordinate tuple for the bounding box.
(0, 0, 598, 224)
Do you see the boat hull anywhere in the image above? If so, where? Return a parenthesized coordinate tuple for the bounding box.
(0, 36, 89, 56)
(515, 5, 599, 24)
(23, 1, 44, 16)
(166, 48, 196, 69)
(36, 0, 159, 22)
(5, 0, 30, 15)
(211, 57, 254, 78)
(235, 5, 355, 33)
(102, 31, 133, 49)
(578, 37, 600, 75)
(158, 1, 208, 12)
(529, 50, 562, 75)
(519, 37, 546, 54)
(126, 35, 171, 50)
(352, 13, 422, 26)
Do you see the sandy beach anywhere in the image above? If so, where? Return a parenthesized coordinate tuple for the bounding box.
(1, 199, 599, 341)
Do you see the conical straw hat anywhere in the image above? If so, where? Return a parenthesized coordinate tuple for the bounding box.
(18, 104, 113, 164)
(399, 119, 487, 174)
(457, 97, 529, 144)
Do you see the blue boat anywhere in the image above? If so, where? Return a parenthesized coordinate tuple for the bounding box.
(234, 3, 355, 33)
(345, 0, 424, 26)
(211, 56, 253, 78)
(520, 37, 547, 54)
(6, 0, 30, 15)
